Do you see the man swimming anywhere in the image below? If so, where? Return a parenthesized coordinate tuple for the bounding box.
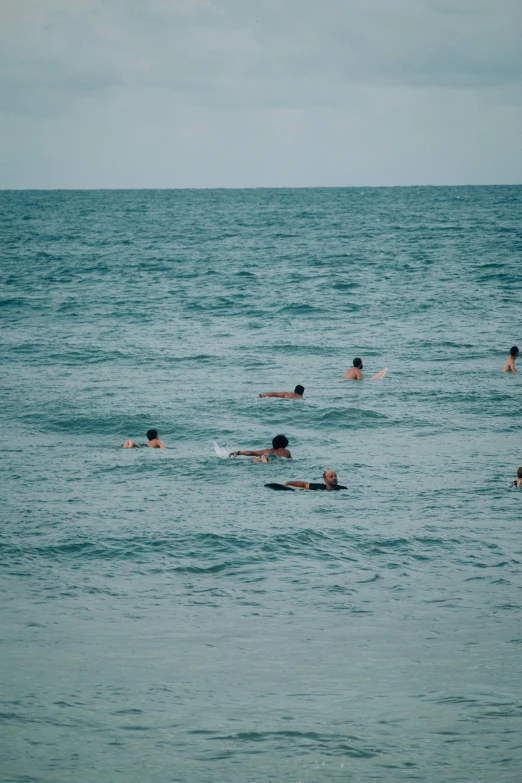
(284, 470, 346, 490)
(123, 429, 166, 449)
(502, 346, 519, 373)
(259, 385, 304, 399)
(344, 358, 387, 380)
(510, 467, 522, 488)
(230, 434, 292, 459)
(344, 358, 363, 380)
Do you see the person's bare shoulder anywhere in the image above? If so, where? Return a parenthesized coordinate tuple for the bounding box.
(502, 358, 515, 372)
(147, 439, 166, 448)
(344, 368, 362, 380)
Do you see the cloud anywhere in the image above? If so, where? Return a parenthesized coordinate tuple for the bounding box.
(0, 0, 521, 186)
(1, 0, 521, 117)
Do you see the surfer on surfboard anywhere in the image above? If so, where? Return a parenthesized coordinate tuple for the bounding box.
(123, 429, 166, 449)
(344, 358, 387, 380)
(269, 469, 346, 490)
(229, 434, 292, 460)
(259, 385, 304, 399)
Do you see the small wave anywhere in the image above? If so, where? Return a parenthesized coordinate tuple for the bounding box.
(275, 302, 321, 315)
(270, 343, 335, 355)
(18, 412, 168, 436)
(207, 730, 380, 758)
(0, 297, 30, 308)
(166, 354, 216, 364)
(317, 407, 390, 428)
(331, 281, 361, 290)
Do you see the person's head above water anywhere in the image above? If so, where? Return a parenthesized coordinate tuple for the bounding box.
(147, 429, 159, 441)
(510, 346, 519, 357)
(323, 469, 338, 487)
(294, 385, 305, 396)
(518, 467, 522, 479)
(353, 358, 363, 369)
(272, 434, 289, 449)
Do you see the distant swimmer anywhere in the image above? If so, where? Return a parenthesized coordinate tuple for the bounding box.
(502, 346, 519, 373)
(344, 358, 387, 380)
(510, 467, 522, 488)
(259, 385, 304, 399)
(284, 469, 347, 491)
(230, 434, 292, 460)
(123, 429, 166, 449)
(344, 358, 364, 380)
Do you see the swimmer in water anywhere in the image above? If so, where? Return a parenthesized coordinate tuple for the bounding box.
(230, 434, 292, 460)
(123, 429, 166, 449)
(502, 346, 519, 373)
(284, 469, 347, 491)
(344, 358, 387, 380)
(344, 358, 364, 380)
(510, 467, 522, 488)
(259, 385, 304, 399)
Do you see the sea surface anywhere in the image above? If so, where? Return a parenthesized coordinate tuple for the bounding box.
(1, 186, 521, 783)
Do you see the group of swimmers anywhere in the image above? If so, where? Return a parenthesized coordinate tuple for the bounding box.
(122, 347, 521, 490)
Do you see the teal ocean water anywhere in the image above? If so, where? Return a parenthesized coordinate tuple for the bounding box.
(1, 187, 521, 783)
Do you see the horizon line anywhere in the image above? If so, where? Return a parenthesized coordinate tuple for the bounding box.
(1, 183, 521, 192)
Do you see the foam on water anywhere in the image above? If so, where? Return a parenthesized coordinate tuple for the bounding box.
(213, 441, 232, 459)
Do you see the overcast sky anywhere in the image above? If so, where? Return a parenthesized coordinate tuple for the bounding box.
(1, 0, 521, 188)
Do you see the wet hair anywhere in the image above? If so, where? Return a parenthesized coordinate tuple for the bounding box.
(294, 385, 305, 395)
(353, 358, 363, 368)
(272, 434, 289, 449)
(147, 429, 158, 441)
(518, 467, 522, 479)
(510, 346, 519, 357)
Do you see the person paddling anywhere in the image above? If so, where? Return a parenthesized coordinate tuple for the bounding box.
(123, 429, 165, 449)
(259, 385, 304, 399)
(284, 469, 346, 491)
(230, 434, 292, 460)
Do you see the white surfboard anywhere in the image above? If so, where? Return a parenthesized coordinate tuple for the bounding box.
(371, 367, 387, 380)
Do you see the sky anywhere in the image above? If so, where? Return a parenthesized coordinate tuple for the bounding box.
(1, 0, 521, 188)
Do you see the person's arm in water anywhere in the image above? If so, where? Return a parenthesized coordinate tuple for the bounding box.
(284, 480, 311, 489)
(231, 448, 292, 458)
(123, 440, 141, 448)
(231, 448, 273, 457)
(259, 392, 289, 398)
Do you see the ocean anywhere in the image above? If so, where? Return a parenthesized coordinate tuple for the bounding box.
(1, 186, 521, 783)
